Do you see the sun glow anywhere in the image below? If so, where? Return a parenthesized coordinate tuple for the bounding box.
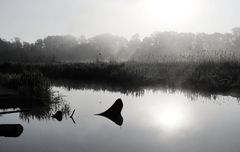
(140, 0, 201, 26)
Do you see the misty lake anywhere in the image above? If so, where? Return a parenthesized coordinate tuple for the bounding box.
(1, 85, 240, 152)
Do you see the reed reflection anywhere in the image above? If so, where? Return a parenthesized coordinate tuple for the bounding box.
(0, 93, 70, 122)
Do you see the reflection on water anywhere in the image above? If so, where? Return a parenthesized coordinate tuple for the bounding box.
(0, 91, 71, 121)
(53, 79, 240, 100)
(150, 103, 186, 131)
(53, 80, 146, 96)
(1, 84, 240, 152)
(135, 92, 193, 133)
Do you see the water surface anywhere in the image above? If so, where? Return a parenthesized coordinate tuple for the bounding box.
(1, 86, 240, 152)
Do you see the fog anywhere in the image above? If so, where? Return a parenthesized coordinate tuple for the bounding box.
(1, 0, 240, 42)
(1, 28, 240, 63)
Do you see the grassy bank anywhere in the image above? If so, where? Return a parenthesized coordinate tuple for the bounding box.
(0, 71, 71, 121)
(0, 71, 51, 102)
(1, 61, 240, 95)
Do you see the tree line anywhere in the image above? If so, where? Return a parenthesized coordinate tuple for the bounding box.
(1, 27, 240, 63)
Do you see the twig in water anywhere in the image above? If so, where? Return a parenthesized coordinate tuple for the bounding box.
(70, 109, 75, 118)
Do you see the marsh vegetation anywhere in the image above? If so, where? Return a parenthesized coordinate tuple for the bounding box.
(1, 29, 240, 128)
(1, 61, 240, 97)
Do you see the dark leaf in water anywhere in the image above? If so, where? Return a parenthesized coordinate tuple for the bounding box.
(96, 98, 123, 126)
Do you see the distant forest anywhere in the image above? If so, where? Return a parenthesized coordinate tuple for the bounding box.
(1, 27, 240, 63)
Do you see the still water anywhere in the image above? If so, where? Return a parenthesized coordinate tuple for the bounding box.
(1, 86, 240, 152)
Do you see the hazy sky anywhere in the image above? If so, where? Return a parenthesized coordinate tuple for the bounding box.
(0, 0, 240, 42)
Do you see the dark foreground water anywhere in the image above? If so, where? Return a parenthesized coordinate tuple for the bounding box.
(1, 86, 240, 152)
